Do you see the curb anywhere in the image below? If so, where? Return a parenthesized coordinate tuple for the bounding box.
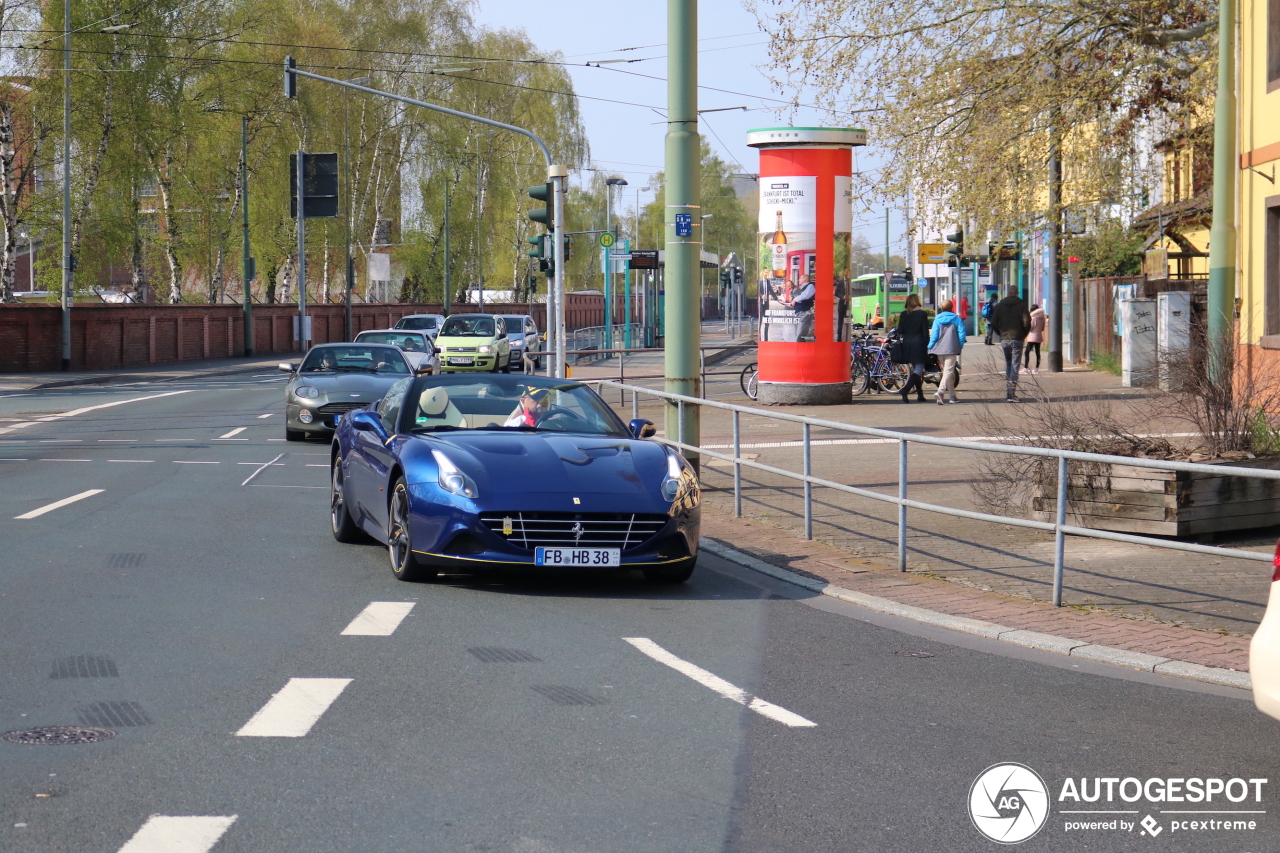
(700, 539, 1252, 691)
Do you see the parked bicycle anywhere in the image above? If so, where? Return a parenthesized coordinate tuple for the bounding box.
(740, 362, 758, 400)
(850, 326, 960, 398)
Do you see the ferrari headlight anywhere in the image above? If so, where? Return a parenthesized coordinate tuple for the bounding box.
(660, 450, 683, 501)
(660, 448, 700, 510)
(294, 385, 320, 399)
(478, 345, 492, 354)
(432, 449, 478, 499)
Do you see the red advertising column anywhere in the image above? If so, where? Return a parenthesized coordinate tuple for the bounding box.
(748, 128, 866, 405)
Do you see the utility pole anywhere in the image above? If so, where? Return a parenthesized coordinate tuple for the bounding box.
(665, 0, 701, 466)
(1047, 119, 1064, 373)
(1206, 0, 1236, 381)
(60, 0, 71, 371)
(882, 208, 890, 321)
(242, 116, 253, 356)
(296, 149, 308, 352)
(443, 180, 451, 317)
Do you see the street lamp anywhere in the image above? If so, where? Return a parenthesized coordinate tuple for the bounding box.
(344, 76, 371, 340)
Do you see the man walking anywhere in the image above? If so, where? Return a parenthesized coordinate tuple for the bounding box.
(993, 286, 1031, 402)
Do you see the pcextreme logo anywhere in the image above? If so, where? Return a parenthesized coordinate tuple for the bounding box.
(969, 763, 1051, 844)
(969, 763, 1269, 844)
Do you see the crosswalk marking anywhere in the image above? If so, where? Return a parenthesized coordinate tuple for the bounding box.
(235, 678, 352, 737)
(341, 602, 415, 636)
(15, 489, 105, 520)
(215, 428, 247, 439)
(623, 637, 817, 728)
(116, 815, 237, 853)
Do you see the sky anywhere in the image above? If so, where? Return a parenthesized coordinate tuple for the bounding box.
(464, 0, 908, 259)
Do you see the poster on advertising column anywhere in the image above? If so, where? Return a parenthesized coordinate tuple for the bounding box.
(757, 176, 852, 343)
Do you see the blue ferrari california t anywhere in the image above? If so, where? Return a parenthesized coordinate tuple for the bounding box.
(328, 374, 700, 583)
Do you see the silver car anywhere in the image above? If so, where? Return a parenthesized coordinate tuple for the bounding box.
(353, 329, 440, 374)
(279, 343, 413, 441)
(393, 313, 446, 338)
(503, 314, 544, 371)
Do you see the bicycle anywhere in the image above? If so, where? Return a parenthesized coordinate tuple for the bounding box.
(740, 362, 758, 400)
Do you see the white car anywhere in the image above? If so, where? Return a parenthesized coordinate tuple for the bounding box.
(393, 313, 446, 339)
(353, 329, 439, 375)
(1250, 540, 1280, 719)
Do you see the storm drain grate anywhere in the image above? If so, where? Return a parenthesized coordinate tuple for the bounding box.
(894, 650, 936, 658)
(76, 702, 151, 727)
(468, 647, 542, 663)
(106, 553, 145, 569)
(51, 655, 119, 679)
(1, 726, 116, 745)
(530, 685, 608, 707)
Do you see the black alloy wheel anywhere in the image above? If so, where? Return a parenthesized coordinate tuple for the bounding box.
(388, 478, 433, 582)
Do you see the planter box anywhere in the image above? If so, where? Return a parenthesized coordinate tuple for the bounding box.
(1031, 458, 1280, 537)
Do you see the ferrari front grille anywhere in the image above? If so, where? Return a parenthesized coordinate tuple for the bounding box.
(480, 512, 667, 551)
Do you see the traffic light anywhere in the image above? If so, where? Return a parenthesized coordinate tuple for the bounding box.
(527, 235, 553, 276)
(285, 56, 297, 98)
(527, 183, 553, 231)
(719, 268, 731, 293)
(944, 229, 964, 263)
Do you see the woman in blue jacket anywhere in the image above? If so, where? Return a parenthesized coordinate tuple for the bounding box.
(927, 299, 966, 404)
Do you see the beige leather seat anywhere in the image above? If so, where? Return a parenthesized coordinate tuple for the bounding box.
(418, 387, 468, 428)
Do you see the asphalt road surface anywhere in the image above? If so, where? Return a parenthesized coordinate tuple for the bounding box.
(2, 372, 1279, 853)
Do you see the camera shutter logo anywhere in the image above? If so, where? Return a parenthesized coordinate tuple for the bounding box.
(969, 763, 1050, 844)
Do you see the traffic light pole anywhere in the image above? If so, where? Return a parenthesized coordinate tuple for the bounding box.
(242, 116, 254, 357)
(296, 149, 308, 352)
(665, 0, 701, 467)
(285, 62, 567, 375)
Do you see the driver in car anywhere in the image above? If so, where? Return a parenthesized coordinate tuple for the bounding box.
(503, 388, 550, 428)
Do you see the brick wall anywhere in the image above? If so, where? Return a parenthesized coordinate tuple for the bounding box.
(0, 294, 622, 372)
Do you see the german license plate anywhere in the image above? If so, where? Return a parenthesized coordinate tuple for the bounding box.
(448, 357, 474, 365)
(535, 547, 620, 567)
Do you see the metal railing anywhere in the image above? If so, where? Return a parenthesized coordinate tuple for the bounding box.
(568, 343, 756, 398)
(566, 325, 645, 364)
(597, 380, 1278, 606)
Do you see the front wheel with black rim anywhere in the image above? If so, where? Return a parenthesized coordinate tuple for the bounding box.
(850, 357, 871, 397)
(642, 560, 696, 584)
(330, 457, 366, 543)
(387, 478, 434, 582)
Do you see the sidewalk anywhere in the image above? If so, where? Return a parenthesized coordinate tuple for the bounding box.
(0, 355, 303, 392)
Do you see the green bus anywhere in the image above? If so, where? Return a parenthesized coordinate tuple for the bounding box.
(848, 272, 911, 326)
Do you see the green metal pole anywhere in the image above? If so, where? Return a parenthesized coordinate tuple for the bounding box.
(882, 208, 890, 321)
(624, 238, 632, 349)
(242, 116, 253, 356)
(604, 189, 612, 357)
(1207, 0, 1236, 380)
(343, 91, 353, 341)
(443, 181, 451, 317)
(60, 0, 71, 370)
(665, 0, 700, 466)
(1015, 229, 1024, 301)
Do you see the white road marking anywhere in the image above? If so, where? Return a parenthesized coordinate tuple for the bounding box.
(235, 677, 352, 737)
(116, 815, 237, 853)
(15, 489, 105, 520)
(305, 464, 327, 467)
(154, 438, 190, 442)
(174, 461, 219, 465)
(240, 453, 284, 486)
(267, 438, 286, 441)
(39, 439, 82, 443)
(216, 428, 246, 439)
(249, 484, 327, 489)
(99, 439, 137, 442)
(37, 390, 196, 422)
(0, 458, 29, 461)
(38, 458, 91, 462)
(257, 413, 274, 419)
(341, 602, 415, 636)
(623, 637, 817, 728)
(110, 460, 153, 463)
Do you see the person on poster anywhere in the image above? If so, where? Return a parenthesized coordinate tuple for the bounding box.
(789, 272, 816, 341)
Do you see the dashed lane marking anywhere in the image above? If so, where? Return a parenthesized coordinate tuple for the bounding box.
(257, 413, 274, 419)
(39, 439, 82, 443)
(249, 484, 326, 489)
(38, 458, 91, 462)
(99, 439, 137, 442)
(216, 428, 247, 439)
(109, 460, 153, 463)
(235, 678, 352, 737)
(116, 815, 237, 853)
(341, 602, 416, 636)
(240, 453, 284, 486)
(15, 489, 105, 520)
(174, 461, 219, 465)
(623, 637, 817, 728)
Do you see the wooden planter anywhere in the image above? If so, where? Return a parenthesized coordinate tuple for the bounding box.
(1031, 458, 1280, 537)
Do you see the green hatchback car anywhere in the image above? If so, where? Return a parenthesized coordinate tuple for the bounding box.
(435, 314, 514, 373)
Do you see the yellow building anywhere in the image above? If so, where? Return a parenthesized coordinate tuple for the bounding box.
(1238, 0, 1280, 349)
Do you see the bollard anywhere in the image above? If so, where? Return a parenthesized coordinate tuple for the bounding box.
(803, 423, 813, 540)
(1053, 454, 1068, 605)
(733, 409, 742, 518)
(898, 438, 907, 571)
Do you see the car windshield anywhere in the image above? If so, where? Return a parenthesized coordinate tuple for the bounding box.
(440, 316, 495, 337)
(402, 375, 627, 436)
(355, 332, 427, 352)
(396, 316, 438, 331)
(300, 346, 410, 374)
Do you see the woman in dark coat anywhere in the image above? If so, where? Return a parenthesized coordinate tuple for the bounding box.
(896, 292, 930, 402)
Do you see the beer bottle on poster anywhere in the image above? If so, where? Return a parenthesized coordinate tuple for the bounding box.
(770, 210, 788, 279)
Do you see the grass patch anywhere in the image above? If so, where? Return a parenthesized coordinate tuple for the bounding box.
(1089, 351, 1122, 376)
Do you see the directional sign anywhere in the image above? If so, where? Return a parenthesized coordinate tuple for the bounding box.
(598, 232, 616, 248)
(674, 214, 692, 237)
(917, 243, 948, 264)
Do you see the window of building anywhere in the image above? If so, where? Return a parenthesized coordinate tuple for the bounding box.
(1271, 0, 1280, 86)
(1266, 199, 1280, 337)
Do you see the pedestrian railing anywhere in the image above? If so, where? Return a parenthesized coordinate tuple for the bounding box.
(596, 380, 1278, 606)
(566, 325, 645, 364)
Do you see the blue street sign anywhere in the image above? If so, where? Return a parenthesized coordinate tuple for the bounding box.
(674, 213, 692, 237)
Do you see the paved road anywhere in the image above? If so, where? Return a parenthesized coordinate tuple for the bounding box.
(2, 373, 1280, 852)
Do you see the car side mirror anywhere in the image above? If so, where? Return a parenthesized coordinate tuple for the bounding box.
(278, 362, 296, 373)
(629, 418, 656, 439)
(349, 411, 388, 437)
